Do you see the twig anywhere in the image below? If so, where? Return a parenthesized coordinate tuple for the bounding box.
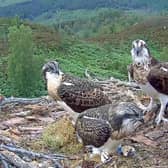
(10, 110, 32, 117)
(0, 97, 47, 107)
(95, 77, 140, 89)
(0, 135, 18, 145)
(1, 150, 34, 168)
(0, 144, 67, 168)
(95, 157, 113, 168)
(0, 153, 10, 168)
(18, 126, 43, 132)
(0, 144, 68, 160)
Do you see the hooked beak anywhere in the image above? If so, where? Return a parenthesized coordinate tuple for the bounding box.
(136, 48, 141, 56)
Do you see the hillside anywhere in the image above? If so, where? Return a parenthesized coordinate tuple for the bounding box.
(0, 16, 168, 97)
(88, 16, 168, 51)
(0, 0, 167, 19)
(0, 0, 30, 7)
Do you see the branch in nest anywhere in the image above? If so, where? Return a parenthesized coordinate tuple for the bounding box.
(0, 144, 68, 160)
(0, 143, 74, 168)
(1, 150, 34, 168)
(0, 153, 10, 168)
(84, 68, 99, 81)
(0, 97, 48, 107)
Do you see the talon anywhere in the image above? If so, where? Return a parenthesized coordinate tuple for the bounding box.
(85, 146, 93, 153)
(155, 116, 168, 125)
(162, 117, 168, 124)
(155, 116, 161, 125)
(101, 151, 110, 163)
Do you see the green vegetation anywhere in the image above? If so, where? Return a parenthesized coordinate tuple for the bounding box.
(35, 9, 147, 38)
(7, 24, 44, 97)
(0, 0, 167, 20)
(0, 0, 30, 7)
(42, 118, 82, 154)
(0, 9, 167, 97)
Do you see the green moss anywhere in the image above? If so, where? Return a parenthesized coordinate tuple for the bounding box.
(42, 117, 82, 154)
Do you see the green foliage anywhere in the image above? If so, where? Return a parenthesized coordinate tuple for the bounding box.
(0, 0, 167, 19)
(42, 118, 82, 154)
(159, 47, 168, 61)
(0, 15, 168, 98)
(0, 0, 31, 7)
(35, 9, 145, 38)
(7, 24, 44, 97)
(41, 42, 130, 80)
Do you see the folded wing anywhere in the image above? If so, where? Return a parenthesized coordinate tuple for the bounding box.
(147, 63, 168, 95)
(76, 115, 112, 147)
(58, 75, 110, 112)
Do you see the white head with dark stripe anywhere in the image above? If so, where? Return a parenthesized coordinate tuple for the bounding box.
(131, 39, 151, 68)
(42, 61, 63, 88)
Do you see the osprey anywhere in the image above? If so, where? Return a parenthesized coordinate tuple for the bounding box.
(42, 61, 111, 113)
(129, 39, 168, 124)
(76, 102, 143, 162)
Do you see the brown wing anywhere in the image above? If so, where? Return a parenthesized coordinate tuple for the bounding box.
(76, 115, 112, 147)
(58, 76, 111, 112)
(147, 63, 168, 95)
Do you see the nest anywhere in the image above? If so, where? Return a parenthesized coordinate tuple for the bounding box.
(42, 117, 83, 154)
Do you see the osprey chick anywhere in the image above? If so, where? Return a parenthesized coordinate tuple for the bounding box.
(42, 61, 111, 113)
(76, 102, 143, 162)
(129, 39, 168, 124)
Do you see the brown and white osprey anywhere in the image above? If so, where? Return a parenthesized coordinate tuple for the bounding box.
(76, 102, 143, 162)
(129, 39, 168, 124)
(42, 61, 111, 113)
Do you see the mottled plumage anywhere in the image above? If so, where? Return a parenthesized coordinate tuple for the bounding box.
(76, 102, 143, 162)
(147, 63, 168, 95)
(42, 61, 111, 112)
(130, 39, 168, 124)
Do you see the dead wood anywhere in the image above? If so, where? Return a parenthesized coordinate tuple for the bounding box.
(0, 144, 68, 160)
(0, 135, 18, 145)
(1, 150, 35, 168)
(0, 153, 10, 168)
(0, 97, 48, 108)
(0, 144, 68, 168)
(18, 126, 43, 132)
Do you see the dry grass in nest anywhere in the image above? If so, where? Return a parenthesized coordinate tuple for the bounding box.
(42, 117, 83, 154)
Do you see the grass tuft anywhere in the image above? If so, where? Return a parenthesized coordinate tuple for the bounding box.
(42, 117, 83, 154)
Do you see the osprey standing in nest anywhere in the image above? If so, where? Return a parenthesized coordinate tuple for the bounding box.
(42, 61, 111, 113)
(128, 39, 168, 124)
(76, 102, 143, 162)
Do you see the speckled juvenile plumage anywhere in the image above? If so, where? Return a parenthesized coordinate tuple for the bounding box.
(147, 63, 168, 95)
(58, 74, 110, 112)
(42, 61, 111, 113)
(129, 39, 168, 124)
(75, 102, 143, 161)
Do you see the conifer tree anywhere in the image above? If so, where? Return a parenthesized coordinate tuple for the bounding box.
(8, 24, 38, 97)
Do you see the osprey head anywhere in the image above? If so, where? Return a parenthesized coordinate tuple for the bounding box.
(112, 102, 144, 137)
(131, 39, 151, 67)
(131, 39, 147, 56)
(42, 61, 61, 81)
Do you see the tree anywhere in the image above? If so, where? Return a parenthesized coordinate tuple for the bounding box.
(7, 24, 38, 97)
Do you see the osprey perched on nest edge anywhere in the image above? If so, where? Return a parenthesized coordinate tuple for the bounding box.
(129, 39, 168, 125)
(42, 61, 111, 113)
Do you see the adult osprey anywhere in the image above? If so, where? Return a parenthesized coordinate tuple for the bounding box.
(42, 61, 111, 113)
(129, 39, 168, 124)
(76, 102, 143, 162)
